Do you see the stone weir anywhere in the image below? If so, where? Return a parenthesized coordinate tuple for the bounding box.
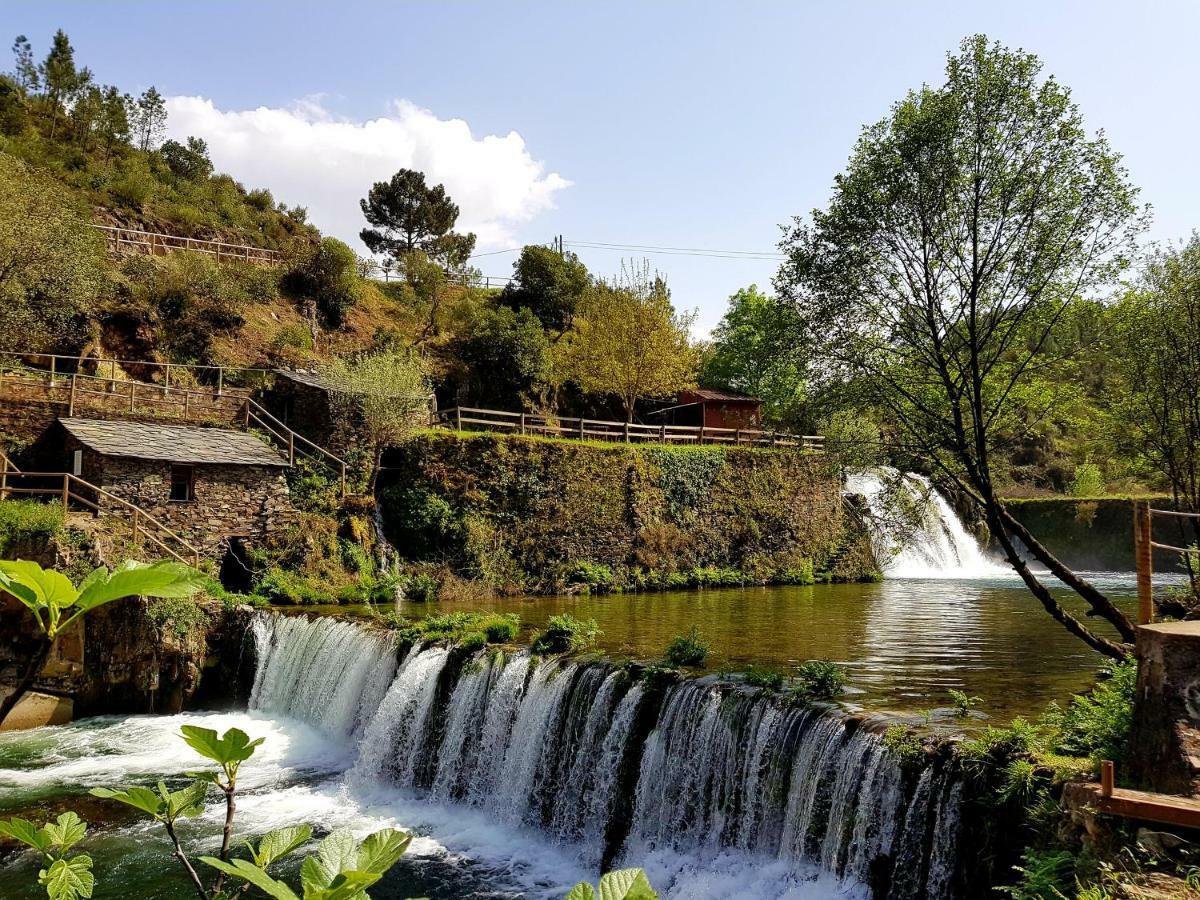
(248, 613, 991, 899)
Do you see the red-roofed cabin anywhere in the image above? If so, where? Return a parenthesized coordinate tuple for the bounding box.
(675, 389, 763, 430)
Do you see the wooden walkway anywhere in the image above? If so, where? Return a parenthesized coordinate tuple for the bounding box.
(436, 406, 825, 451)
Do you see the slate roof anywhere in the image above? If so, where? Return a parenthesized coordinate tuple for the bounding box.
(276, 370, 332, 391)
(60, 418, 289, 467)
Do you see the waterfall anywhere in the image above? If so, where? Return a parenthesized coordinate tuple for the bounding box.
(846, 468, 1007, 578)
(250, 614, 967, 898)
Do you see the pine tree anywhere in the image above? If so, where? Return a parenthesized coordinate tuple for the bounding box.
(131, 85, 167, 151)
(10, 34, 38, 92)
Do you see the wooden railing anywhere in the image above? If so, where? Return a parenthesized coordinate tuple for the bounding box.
(1132, 500, 1200, 625)
(434, 406, 825, 451)
(0, 361, 349, 494)
(0, 350, 271, 396)
(91, 224, 281, 266)
(242, 398, 348, 494)
(0, 464, 200, 567)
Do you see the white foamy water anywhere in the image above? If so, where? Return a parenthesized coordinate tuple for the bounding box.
(846, 469, 1009, 579)
(1, 615, 968, 899)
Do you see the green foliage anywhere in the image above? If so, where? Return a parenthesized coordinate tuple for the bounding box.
(0, 498, 63, 554)
(257, 566, 336, 605)
(1043, 660, 1136, 764)
(403, 572, 440, 602)
(999, 849, 1078, 900)
(0, 151, 105, 352)
(662, 626, 709, 667)
(701, 284, 810, 428)
(455, 303, 550, 408)
(566, 561, 615, 592)
(500, 245, 591, 335)
(562, 262, 699, 421)
(789, 660, 846, 702)
(949, 689, 983, 718)
(742, 665, 785, 690)
(145, 595, 210, 637)
(0, 558, 203, 641)
(272, 322, 314, 352)
(0, 812, 93, 900)
(359, 167, 476, 268)
(532, 614, 600, 654)
(1069, 462, 1105, 498)
(284, 236, 361, 326)
(883, 725, 927, 775)
(382, 610, 521, 649)
(564, 868, 657, 900)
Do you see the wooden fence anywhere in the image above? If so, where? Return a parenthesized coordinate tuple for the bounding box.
(91, 224, 281, 266)
(1132, 499, 1200, 624)
(0, 350, 274, 396)
(434, 406, 825, 451)
(0, 453, 200, 566)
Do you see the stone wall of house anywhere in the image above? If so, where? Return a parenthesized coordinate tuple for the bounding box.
(0, 397, 61, 451)
(75, 447, 292, 557)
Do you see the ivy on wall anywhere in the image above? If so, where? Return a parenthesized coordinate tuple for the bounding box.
(379, 432, 878, 593)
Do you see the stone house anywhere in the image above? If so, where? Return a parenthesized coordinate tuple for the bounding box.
(58, 417, 291, 558)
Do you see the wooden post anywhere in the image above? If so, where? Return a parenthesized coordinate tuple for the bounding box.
(164, 363, 171, 394)
(1101, 760, 1115, 798)
(661, 423, 667, 443)
(455, 408, 462, 431)
(132, 508, 140, 546)
(68, 375, 77, 417)
(110, 359, 117, 392)
(1134, 500, 1154, 625)
(216, 367, 224, 397)
(61, 475, 70, 512)
(340, 464, 347, 498)
(699, 423, 706, 444)
(184, 390, 190, 416)
(129, 381, 136, 412)
(49, 355, 56, 388)
(520, 413, 526, 435)
(0, 454, 8, 501)
(735, 428, 742, 446)
(624, 420, 630, 443)
(288, 431, 295, 465)
(579, 418, 586, 440)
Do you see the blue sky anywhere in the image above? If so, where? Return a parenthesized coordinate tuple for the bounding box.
(7, 2, 1200, 333)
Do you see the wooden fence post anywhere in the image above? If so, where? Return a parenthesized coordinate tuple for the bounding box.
(61, 475, 70, 512)
(520, 413, 526, 435)
(69, 375, 77, 417)
(217, 367, 224, 397)
(1134, 500, 1154, 625)
(288, 431, 295, 465)
(624, 420, 630, 442)
(129, 381, 137, 412)
(132, 508, 140, 547)
(0, 454, 8, 501)
(455, 408, 462, 431)
(49, 355, 56, 388)
(579, 418, 586, 440)
(1101, 760, 1115, 798)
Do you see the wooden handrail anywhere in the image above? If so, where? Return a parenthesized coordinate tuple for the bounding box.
(0, 471, 200, 566)
(435, 406, 825, 451)
(0, 349, 269, 392)
(91, 224, 280, 265)
(1132, 499, 1200, 625)
(244, 398, 347, 494)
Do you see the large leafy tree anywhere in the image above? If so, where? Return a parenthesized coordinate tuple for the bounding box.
(0, 153, 106, 352)
(563, 263, 698, 422)
(322, 349, 431, 487)
(1107, 238, 1200, 598)
(777, 35, 1147, 658)
(359, 168, 476, 269)
(457, 304, 551, 409)
(500, 245, 591, 337)
(701, 284, 810, 428)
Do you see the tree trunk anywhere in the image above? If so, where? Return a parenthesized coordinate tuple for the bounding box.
(996, 504, 1137, 642)
(0, 636, 54, 729)
(987, 509, 1131, 660)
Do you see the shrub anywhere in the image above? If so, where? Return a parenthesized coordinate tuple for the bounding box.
(949, 688, 983, 718)
(883, 725, 927, 774)
(1069, 461, 1105, 497)
(743, 665, 785, 690)
(404, 573, 439, 602)
(663, 627, 710, 667)
(531, 614, 600, 654)
(1044, 659, 1136, 764)
(790, 660, 846, 702)
(458, 631, 487, 653)
(271, 323, 313, 351)
(0, 499, 63, 554)
(566, 561, 615, 592)
(481, 614, 520, 643)
(256, 567, 334, 605)
(146, 595, 210, 637)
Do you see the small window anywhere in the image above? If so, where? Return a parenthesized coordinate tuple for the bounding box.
(169, 465, 195, 502)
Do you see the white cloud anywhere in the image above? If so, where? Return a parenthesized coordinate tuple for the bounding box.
(164, 96, 571, 252)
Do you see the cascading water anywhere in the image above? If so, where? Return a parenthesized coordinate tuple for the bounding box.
(250, 614, 969, 898)
(846, 468, 1008, 578)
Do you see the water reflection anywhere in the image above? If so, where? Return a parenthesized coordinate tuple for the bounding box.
(405, 572, 1156, 721)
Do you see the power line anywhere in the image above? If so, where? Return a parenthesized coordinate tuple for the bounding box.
(565, 239, 786, 261)
(467, 246, 525, 259)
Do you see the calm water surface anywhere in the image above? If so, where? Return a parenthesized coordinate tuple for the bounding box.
(381, 571, 1152, 722)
